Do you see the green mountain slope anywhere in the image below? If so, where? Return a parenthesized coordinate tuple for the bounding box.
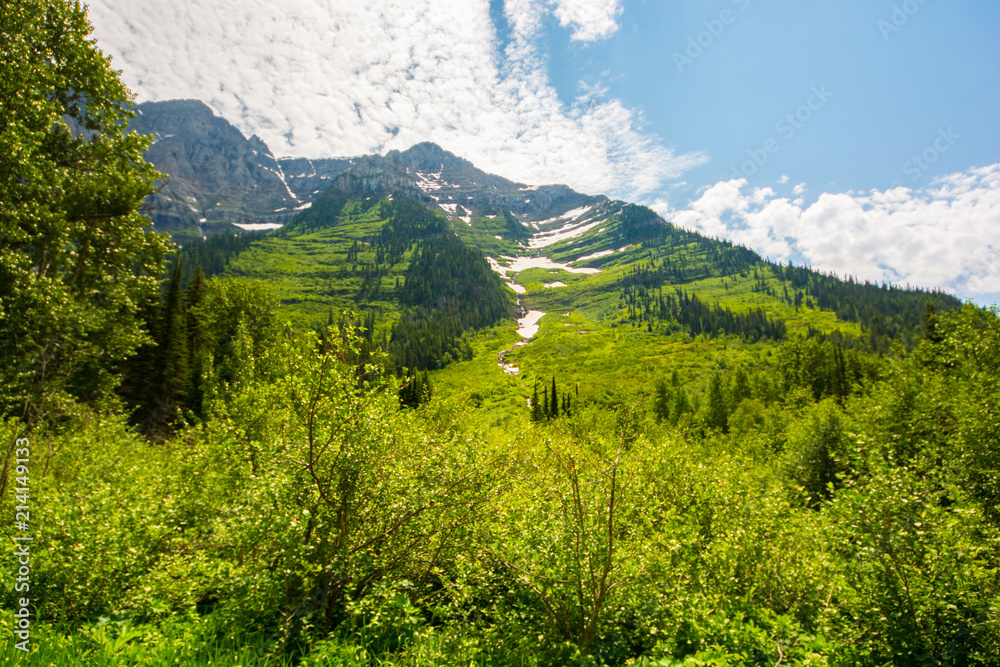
(176, 143, 960, 425)
(11, 18, 1000, 665)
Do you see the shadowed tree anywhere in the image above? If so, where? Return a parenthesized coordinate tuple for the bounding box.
(0, 0, 170, 428)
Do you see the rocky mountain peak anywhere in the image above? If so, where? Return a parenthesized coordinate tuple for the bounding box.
(130, 100, 356, 238)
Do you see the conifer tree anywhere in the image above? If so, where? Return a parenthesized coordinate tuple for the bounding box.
(671, 388, 690, 426)
(550, 376, 559, 419)
(924, 300, 941, 344)
(185, 266, 208, 416)
(731, 367, 751, 405)
(531, 382, 541, 422)
(400, 371, 422, 408)
(706, 373, 729, 433)
(148, 258, 191, 431)
(654, 377, 672, 422)
(421, 369, 432, 403)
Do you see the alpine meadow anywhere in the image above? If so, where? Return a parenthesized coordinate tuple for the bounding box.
(2, 1, 1000, 665)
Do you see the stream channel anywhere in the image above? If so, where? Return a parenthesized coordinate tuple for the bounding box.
(491, 256, 600, 376)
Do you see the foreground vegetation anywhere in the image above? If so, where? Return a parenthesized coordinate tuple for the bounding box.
(3, 2, 999, 664)
(2, 295, 998, 665)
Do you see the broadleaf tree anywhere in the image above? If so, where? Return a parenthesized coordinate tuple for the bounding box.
(0, 0, 171, 429)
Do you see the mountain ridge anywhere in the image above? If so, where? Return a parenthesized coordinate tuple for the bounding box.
(130, 101, 613, 243)
(138, 99, 961, 371)
(130, 100, 358, 238)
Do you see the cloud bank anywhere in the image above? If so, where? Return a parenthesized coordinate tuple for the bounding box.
(86, 0, 700, 201)
(654, 164, 1000, 305)
(86, 0, 997, 302)
(550, 0, 624, 42)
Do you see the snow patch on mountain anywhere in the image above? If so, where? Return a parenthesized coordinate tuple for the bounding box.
(529, 216, 606, 249)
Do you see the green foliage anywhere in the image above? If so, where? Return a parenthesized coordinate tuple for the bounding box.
(0, 0, 171, 423)
(180, 325, 497, 652)
(620, 281, 787, 343)
(775, 262, 961, 351)
(5, 305, 1000, 664)
(389, 217, 514, 371)
(398, 369, 431, 408)
(2, 31, 997, 660)
(177, 229, 268, 279)
(120, 274, 283, 433)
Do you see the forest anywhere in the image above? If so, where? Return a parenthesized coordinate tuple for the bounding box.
(2, 2, 1000, 665)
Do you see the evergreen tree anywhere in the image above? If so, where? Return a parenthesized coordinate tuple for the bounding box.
(671, 388, 690, 426)
(185, 266, 208, 417)
(399, 371, 427, 409)
(653, 377, 672, 422)
(831, 343, 849, 402)
(159, 258, 190, 411)
(531, 382, 541, 422)
(924, 300, 941, 344)
(550, 376, 559, 419)
(706, 373, 729, 433)
(731, 367, 751, 405)
(421, 369, 432, 403)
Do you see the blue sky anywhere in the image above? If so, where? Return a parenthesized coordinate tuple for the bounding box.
(88, 0, 999, 304)
(539, 0, 1000, 196)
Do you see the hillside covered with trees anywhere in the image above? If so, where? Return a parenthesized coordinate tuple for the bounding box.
(1, 2, 999, 666)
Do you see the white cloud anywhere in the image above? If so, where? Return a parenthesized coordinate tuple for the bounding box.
(85, 0, 698, 201)
(655, 165, 1000, 305)
(550, 0, 624, 42)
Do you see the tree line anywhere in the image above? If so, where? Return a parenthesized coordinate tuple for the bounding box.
(620, 275, 788, 342)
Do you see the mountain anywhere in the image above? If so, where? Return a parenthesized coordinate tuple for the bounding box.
(88, 101, 995, 664)
(179, 148, 958, 384)
(133, 100, 960, 397)
(130, 102, 613, 247)
(332, 141, 603, 224)
(129, 100, 357, 239)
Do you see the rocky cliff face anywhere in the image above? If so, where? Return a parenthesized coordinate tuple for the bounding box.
(129, 101, 601, 240)
(331, 141, 605, 226)
(130, 100, 356, 238)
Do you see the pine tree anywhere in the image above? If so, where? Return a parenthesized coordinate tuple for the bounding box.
(421, 369, 432, 403)
(671, 389, 690, 426)
(158, 258, 190, 424)
(706, 373, 729, 433)
(832, 343, 849, 402)
(731, 367, 751, 405)
(924, 300, 941, 344)
(185, 266, 208, 417)
(531, 382, 541, 422)
(654, 377, 672, 422)
(550, 376, 559, 419)
(399, 371, 417, 408)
